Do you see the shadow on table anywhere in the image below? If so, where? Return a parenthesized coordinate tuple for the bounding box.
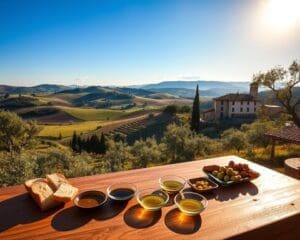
(51, 198, 128, 231)
(123, 204, 161, 229)
(165, 208, 201, 234)
(214, 182, 259, 202)
(0, 193, 62, 233)
(183, 187, 217, 201)
(51, 206, 93, 231)
(94, 198, 128, 221)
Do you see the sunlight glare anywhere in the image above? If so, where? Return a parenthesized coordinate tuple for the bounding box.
(262, 0, 300, 31)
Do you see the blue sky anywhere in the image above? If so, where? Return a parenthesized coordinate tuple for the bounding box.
(0, 0, 299, 86)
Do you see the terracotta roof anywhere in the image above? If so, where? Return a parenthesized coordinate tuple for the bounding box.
(265, 126, 300, 144)
(214, 93, 256, 101)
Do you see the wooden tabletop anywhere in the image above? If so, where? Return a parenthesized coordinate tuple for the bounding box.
(0, 155, 300, 240)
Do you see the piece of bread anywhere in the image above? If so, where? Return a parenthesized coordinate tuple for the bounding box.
(53, 183, 78, 202)
(30, 181, 62, 211)
(46, 173, 69, 190)
(24, 178, 46, 192)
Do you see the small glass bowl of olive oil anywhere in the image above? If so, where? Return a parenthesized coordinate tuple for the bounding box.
(174, 192, 208, 216)
(107, 182, 137, 201)
(137, 188, 169, 211)
(159, 175, 186, 193)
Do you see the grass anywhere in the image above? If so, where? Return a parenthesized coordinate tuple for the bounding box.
(39, 121, 105, 138)
(59, 106, 141, 121)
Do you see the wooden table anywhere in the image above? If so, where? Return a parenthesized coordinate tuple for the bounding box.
(0, 155, 300, 240)
(284, 158, 300, 179)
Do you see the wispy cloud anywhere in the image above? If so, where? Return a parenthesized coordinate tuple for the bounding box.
(180, 76, 201, 80)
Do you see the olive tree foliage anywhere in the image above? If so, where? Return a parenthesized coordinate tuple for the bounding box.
(221, 128, 248, 153)
(0, 151, 36, 187)
(131, 137, 163, 168)
(34, 148, 94, 177)
(161, 124, 219, 163)
(0, 110, 41, 153)
(104, 139, 134, 172)
(241, 120, 279, 149)
(253, 60, 300, 127)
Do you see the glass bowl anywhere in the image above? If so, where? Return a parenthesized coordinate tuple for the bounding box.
(158, 175, 186, 193)
(107, 182, 137, 201)
(73, 190, 107, 209)
(137, 188, 169, 211)
(174, 191, 208, 216)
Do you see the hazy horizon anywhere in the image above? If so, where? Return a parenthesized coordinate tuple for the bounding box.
(1, 0, 299, 86)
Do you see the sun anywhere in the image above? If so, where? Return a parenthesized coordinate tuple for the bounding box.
(261, 0, 300, 31)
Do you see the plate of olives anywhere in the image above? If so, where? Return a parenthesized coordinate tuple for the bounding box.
(203, 161, 260, 187)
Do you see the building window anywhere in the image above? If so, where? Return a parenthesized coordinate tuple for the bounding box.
(247, 101, 250, 105)
(240, 108, 243, 112)
(254, 101, 256, 106)
(220, 112, 223, 118)
(221, 101, 224, 105)
(247, 107, 249, 112)
(232, 107, 235, 112)
(241, 101, 243, 105)
(221, 106, 223, 111)
(232, 101, 235, 105)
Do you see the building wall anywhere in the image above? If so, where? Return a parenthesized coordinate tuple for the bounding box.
(215, 100, 261, 119)
(228, 100, 259, 118)
(215, 100, 229, 119)
(202, 110, 215, 121)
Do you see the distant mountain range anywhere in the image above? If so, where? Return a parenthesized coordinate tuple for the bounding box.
(131, 80, 250, 90)
(0, 80, 251, 98)
(131, 80, 250, 98)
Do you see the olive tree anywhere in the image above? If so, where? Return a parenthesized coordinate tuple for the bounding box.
(221, 128, 248, 153)
(253, 60, 300, 127)
(0, 110, 41, 153)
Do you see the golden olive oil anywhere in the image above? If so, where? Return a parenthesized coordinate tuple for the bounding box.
(162, 180, 184, 192)
(178, 199, 203, 215)
(140, 194, 165, 210)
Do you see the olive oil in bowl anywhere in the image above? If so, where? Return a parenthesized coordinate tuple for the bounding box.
(174, 192, 207, 216)
(140, 194, 166, 210)
(178, 199, 204, 216)
(137, 189, 169, 211)
(161, 180, 184, 192)
(159, 175, 186, 193)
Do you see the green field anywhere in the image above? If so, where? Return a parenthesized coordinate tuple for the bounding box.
(59, 106, 137, 121)
(39, 121, 105, 138)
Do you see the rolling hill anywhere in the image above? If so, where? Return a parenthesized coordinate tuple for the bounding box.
(0, 84, 71, 94)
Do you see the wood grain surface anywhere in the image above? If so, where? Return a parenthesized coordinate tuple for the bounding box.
(0, 155, 299, 240)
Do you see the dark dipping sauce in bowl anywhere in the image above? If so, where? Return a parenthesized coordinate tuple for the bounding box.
(109, 188, 135, 200)
(74, 191, 107, 209)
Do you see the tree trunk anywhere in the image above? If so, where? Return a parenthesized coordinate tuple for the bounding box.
(291, 111, 300, 127)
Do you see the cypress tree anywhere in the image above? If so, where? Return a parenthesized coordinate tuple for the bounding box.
(77, 136, 82, 153)
(191, 84, 200, 132)
(90, 134, 99, 153)
(71, 131, 78, 151)
(99, 132, 106, 154)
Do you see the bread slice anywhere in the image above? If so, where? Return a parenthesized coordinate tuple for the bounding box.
(24, 178, 46, 192)
(46, 173, 69, 190)
(30, 181, 62, 211)
(53, 183, 78, 202)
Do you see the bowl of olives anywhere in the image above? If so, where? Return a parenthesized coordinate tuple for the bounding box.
(203, 161, 259, 186)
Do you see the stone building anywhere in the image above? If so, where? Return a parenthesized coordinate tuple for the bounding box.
(202, 82, 261, 121)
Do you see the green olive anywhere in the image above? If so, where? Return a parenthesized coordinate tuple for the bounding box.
(224, 175, 230, 182)
(217, 172, 225, 180)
